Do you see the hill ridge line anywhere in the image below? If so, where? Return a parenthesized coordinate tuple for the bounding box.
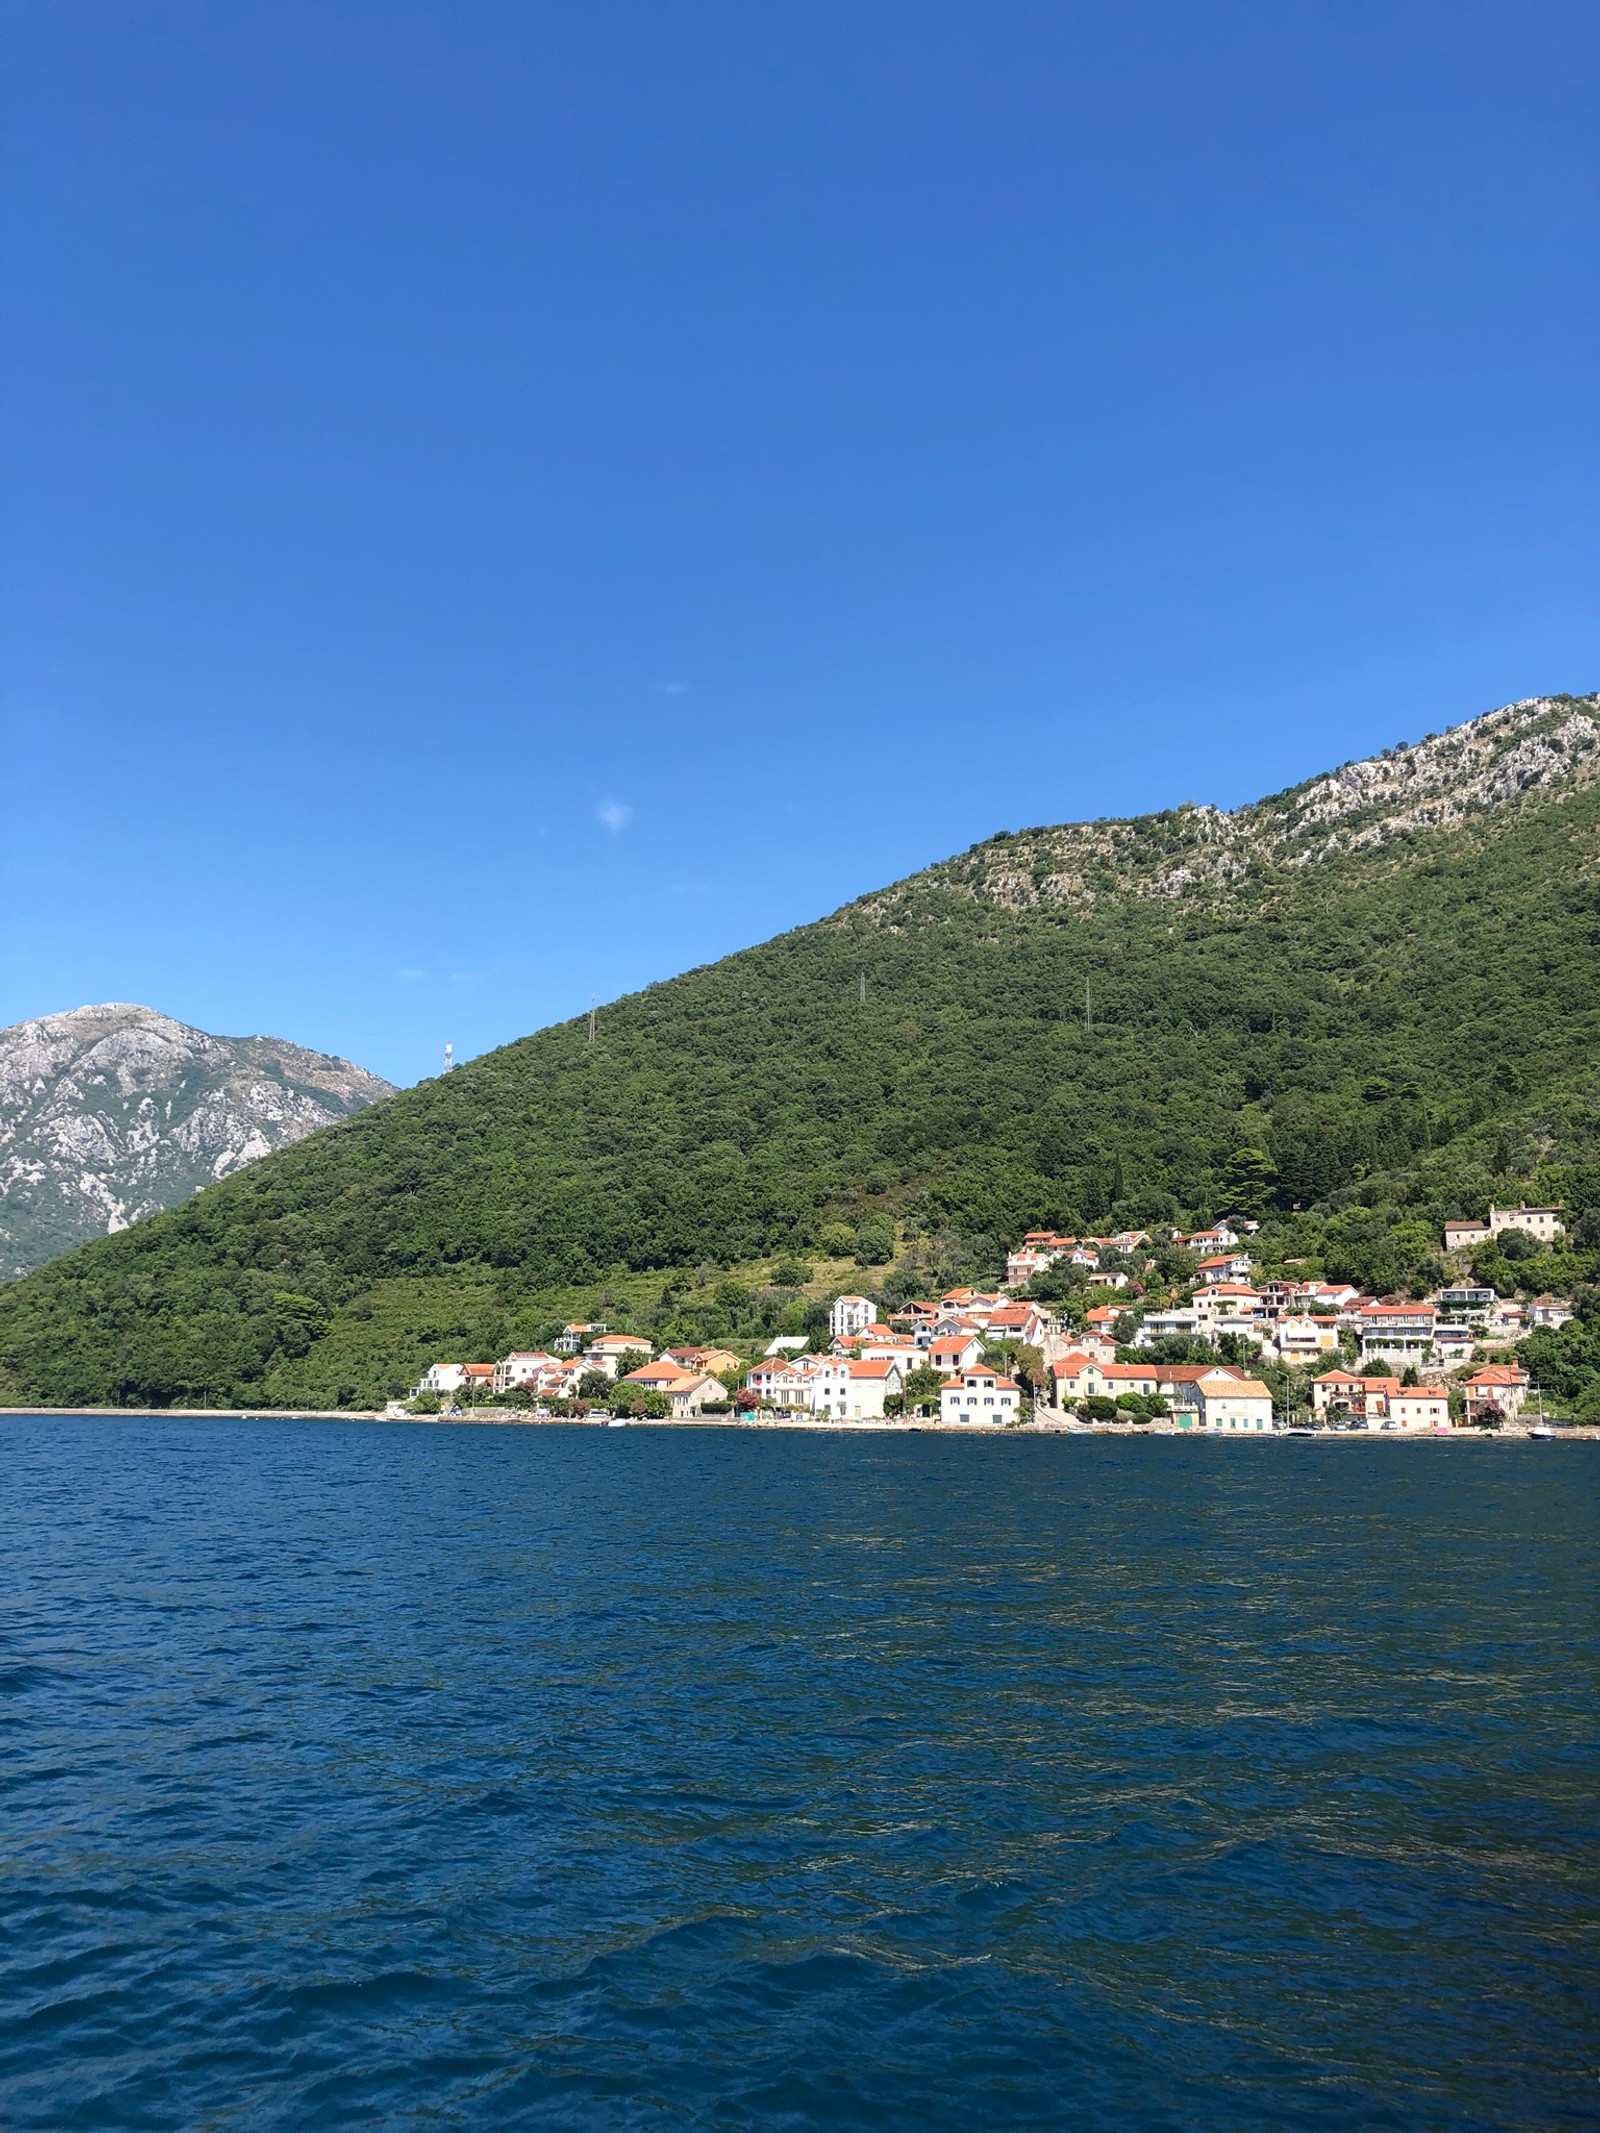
(853, 693, 1599, 920)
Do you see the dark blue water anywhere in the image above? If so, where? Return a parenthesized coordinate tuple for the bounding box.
(2, 1420, 1596, 2130)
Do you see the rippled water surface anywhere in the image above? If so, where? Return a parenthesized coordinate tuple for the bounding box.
(2, 1419, 1597, 2129)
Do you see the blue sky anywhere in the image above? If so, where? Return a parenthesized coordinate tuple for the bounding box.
(4, 0, 1596, 1087)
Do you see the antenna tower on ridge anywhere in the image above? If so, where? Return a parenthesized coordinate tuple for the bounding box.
(443, 1041, 454, 1073)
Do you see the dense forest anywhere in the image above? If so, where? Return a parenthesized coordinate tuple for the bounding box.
(1, 700, 1597, 1411)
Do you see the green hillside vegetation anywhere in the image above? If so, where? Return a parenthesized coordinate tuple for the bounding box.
(2, 708, 1598, 1413)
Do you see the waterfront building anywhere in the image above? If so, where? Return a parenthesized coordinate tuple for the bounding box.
(1387, 1386, 1452, 1429)
(1463, 1364, 1531, 1425)
(1171, 1371, 1274, 1431)
(940, 1368, 1021, 1425)
(619, 1360, 723, 1417)
(1312, 1372, 1450, 1428)
(416, 1361, 473, 1395)
(1049, 1352, 1159, 1407)
(492, 1350, 559, 1393)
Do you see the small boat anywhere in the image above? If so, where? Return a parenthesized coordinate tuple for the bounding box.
(1528, 1423, 1554, 1439)
(607, 1417, 630, 1428)
(1285, 1425, 1318, 1437)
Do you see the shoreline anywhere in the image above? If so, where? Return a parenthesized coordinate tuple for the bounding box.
(1, 1406, 1592, 1440)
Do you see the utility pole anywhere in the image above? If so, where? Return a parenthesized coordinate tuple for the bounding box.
(588, 999, 597, 1047)
(859, 971, 866, 1005)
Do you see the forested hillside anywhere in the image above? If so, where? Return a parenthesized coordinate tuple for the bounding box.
(1, 695, 1596, 1411)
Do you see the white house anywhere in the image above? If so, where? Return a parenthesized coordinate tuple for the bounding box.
(584, 1333, 655, 1378)
(844, 1334, 922, 1372)
(416, 1361, 472, 1395)
(554, 1321, 606, 1354)
(1051, 1355, 1161, 1411)
(830, 1294, 876, 1341)
(984, 1300, 1051, 1345)
(927, 1333, 984, 1378)
(1305, 1281, 1363, 1312)
(1463, 1365, 1530, 1425)
(1387, 1386, 1452, 1430)
(794, 1356, 855, 1412)
(1355, 1302, 1437, 1367)
(941, 1290, 1005, 1326)
(492, 1350, 558, 1393)
(1528, 1295, 1575, 1329)
(1134, 1307, 1202, 1345)
(619, 1360, 723, 1417)
(1438, 1285, 1496, 1321)
(1193, 1283, 1265, 1326)
(1309, 1372, 1446, 1428)
(1173, 1371, 1274, 1432)
(940, 1368, 1021, 1426)
(1429, 1323, 1477, 1366)
(832, 1319, 897, 1354)
(1490, 1206, 1565, 1245)
(744, 1356, 823, 1410)
(1006, 1232, 1075, 1285)
(1271, 1316, 1340, 1364)
(823, 1358, 905, 1421)
(1208, 1314, 1271, 1351)
(1195, 1251, 1254, 1284)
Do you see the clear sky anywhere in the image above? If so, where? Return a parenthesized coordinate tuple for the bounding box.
(4, 1, 1596, 1087)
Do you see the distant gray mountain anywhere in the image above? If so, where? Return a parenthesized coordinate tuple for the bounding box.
(0, 1004, 393, 1278)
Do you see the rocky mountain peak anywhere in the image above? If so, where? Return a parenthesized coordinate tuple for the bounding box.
(862, 693, 1598, 919)
(0, 1004, 393, 1278)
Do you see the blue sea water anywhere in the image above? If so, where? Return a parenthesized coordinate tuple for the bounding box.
(1, 1420, 1596, 2130)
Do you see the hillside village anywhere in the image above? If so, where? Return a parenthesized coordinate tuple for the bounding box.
(4, 699, 1596, 1421)
(405, 1203, 1578, 1432)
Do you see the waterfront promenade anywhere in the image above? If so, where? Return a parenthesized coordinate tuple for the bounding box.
(3, 1406, 1592, 1439)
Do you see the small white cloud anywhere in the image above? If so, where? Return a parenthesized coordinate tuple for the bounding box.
(397, 967, 428, 981)
(597, 799, 633, 834)
(662, 680, 690, 697)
